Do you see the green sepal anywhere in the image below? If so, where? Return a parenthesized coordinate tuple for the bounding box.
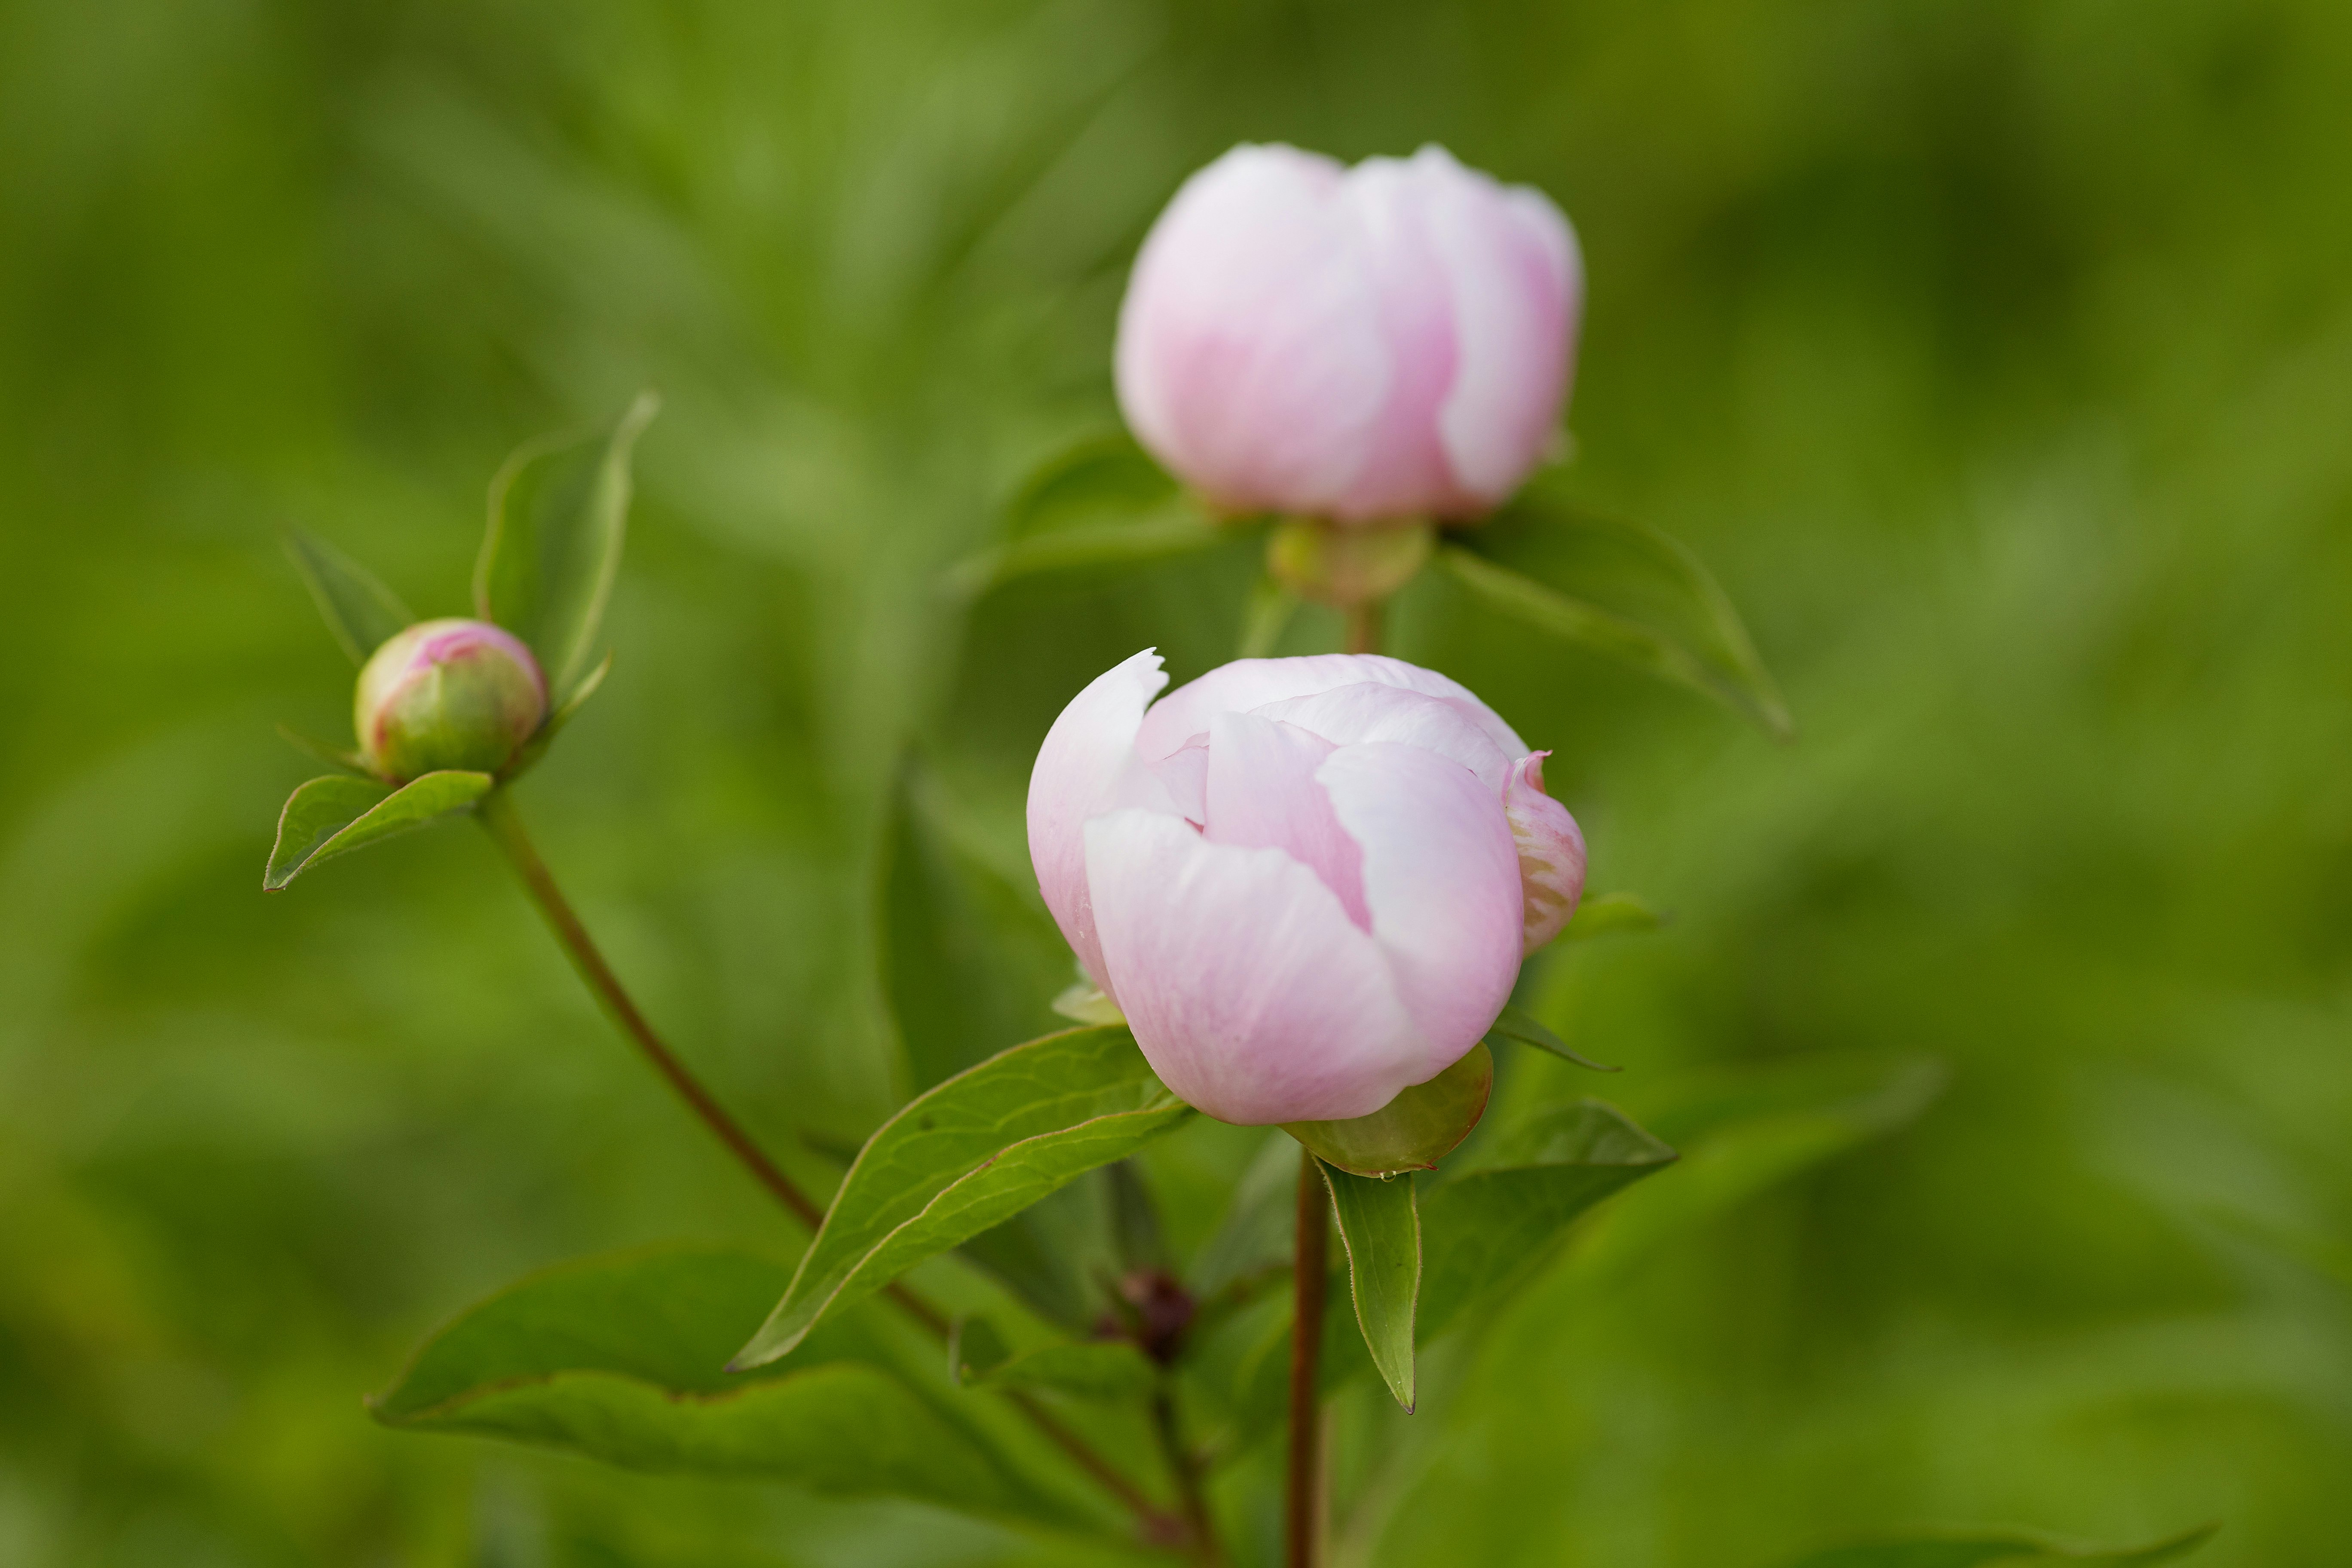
(282, 526, 414, 664)
(263, 771, 493, 890)
(1319, 1161, 1421, 1412)
(1780, 1522, 2217, 1568)
(475, 391, 658, 704)
(1284, 1042, 1493, 1176)
(731, 1026, 1192, 1370)
(1484, 1002, 1619, 1073)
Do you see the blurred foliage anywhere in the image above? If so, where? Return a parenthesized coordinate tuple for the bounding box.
(3, 0, 2349, 1564)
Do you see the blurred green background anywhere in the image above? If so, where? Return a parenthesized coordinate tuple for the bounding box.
(5, 0, 2350, 1563)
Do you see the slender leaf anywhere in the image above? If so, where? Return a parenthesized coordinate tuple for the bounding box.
(1285, 1043, 1493, 1176)
(1782, 1522, 2217, 1568)
(1320, 1162, 1420, 1411)
(1442, 539, 1793, 740)
(1417, 1100, 1678, 1342)
(263, 770, 493, 891)
(371, 1246, 1074, 1529)
(944, 430, 1232, 597)
(1563, 889, 1663, 940)
(732, 1026, 1192, 1369)
(475, 390, 658, 701)
(282, 527, 414, 664)
(1484, 1002, 1619, 1073)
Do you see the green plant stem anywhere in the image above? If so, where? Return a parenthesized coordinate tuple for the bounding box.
(1152, 1383, 1223, 1564)
(1287, 1149, 1330, 1568)
(474, 788, 1177, 1542)
(1342, 600, 1382, 656)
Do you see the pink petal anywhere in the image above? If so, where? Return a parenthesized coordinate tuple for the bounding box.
(1115, 145, 1390, 513)
(1247, 682, 1514, 792)
(1084, 808, 1425, 1124)
(1503, 751, 1587, 954)
(1317, 743, 1523, 1076)
(1323, 154, 1461, 521)
(1201, 713, 1369, 929)
(1421, 147, 1582, 506)
(1136, 654, 1526, 763)
(1026, 649, 1173, 995)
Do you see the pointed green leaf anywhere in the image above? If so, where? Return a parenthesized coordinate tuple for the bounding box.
(732, 1026, 1192, 1370)
(944, 510, 1226, 599)
(282, 527, 414, 664)
(943, 431, 1230, 597)
(263, 771, 493, 890)
(475, 390, 658, 701)
(371, 1246, 1075, 1529)
(1319, 1162, 1420, 1412)
(1285, 1042, 1493, 1176)
(1782, 1522, 2216, 1568)
(1417, 1100, 1677, 1341)
(1563, 890, 1663, 940)
(1484, 1002, 1619, 1073)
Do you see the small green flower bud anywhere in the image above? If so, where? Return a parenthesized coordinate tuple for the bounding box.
(354, 618, 547, 782)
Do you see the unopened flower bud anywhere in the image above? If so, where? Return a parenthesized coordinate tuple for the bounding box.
(354, 619, 546, 782)
(1116, 143, 1581, 524)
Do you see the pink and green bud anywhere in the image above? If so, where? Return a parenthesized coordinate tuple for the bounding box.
(354, 618, 546, 783)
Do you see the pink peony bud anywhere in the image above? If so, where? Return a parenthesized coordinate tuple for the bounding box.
(354, 618, 547, 783)
(1115, 143, 1582, 525)
(1026, 651, 1586, 1125)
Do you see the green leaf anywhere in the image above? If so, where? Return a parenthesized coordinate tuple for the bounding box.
(371, 1246, 1071, 1528)
(1417, 1100, 1678, 1342)
(475, 390, 659, 702)
(1563, 889, 1663, 940)
(1441, 491, 1793, 738)
(263, 771, 493, 890)
(1781, 1522, 2217, 1568)
(1285, 1042, 1494, 1176)
(971, 1340, 1158, 1404)
(732, 1026, 1193, 1370)
(1319, 1162, 1420, 1412)
(1484, 1002, 1619, 1073)
(944, 431, 1228, 597)
(282, 527, 414, 664)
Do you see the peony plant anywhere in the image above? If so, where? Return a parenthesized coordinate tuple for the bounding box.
(239, 147, 2187, 1568)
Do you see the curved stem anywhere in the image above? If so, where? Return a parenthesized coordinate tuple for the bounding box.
(475, 788, 1173, 1540)
(1287, 1149, 1330, 1568)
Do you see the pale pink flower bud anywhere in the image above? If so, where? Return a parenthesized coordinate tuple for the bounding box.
(1026, 651, 1586, 1125)
(1115, 143, 1582, 524)
(354, 618, 546, 783)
